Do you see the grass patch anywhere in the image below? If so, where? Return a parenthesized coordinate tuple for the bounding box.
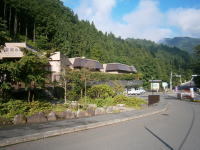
(52, 104, 69, 112)
(79, 95, 147, 108)
(113, 95, 147, 108)
(192, 100, 200, 102)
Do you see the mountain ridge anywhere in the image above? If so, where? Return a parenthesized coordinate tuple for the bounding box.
(159, 37, 200, 54)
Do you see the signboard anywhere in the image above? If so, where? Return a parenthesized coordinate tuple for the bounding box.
(162, 82, 168, 89)
(151, 83, 159, 91)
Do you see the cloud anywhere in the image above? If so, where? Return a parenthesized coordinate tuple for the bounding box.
(167, 8, 200, 37)
(75, 0, 115, 21)
(121, 0, 172, 41)
(74, 0, 200, 41)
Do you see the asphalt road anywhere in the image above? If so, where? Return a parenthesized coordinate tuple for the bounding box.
(2, 95, 200, 150)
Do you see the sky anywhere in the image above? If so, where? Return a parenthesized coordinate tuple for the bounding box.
(61, 0, 200, 42)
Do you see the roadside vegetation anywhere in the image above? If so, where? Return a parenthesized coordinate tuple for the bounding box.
(0, 84, 147, 121)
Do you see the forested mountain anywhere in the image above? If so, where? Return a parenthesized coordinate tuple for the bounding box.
(0, 0, 193, 85)
(160, 37, 200, 54)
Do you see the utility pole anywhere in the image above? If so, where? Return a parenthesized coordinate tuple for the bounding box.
(170, 71, 172, 91)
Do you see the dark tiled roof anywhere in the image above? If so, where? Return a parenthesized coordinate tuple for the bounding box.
(89, 80, 143, 87)
(129, 66, 137, 73)
(73, 57, 103, 69)
(60, 54, 71, 66)
(106, 63, 137, 73)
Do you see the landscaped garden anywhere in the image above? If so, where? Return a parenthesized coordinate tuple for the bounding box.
(0, 84, 147, 126)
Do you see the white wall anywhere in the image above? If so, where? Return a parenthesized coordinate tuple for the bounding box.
(49, 52, 61, 61)
(68, 58, 76, 69)
(5, 43, 26, 48)
(49, 61, 61, 73)
(100, 64, 107, 72)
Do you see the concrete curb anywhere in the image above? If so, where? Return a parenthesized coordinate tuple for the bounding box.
(0, 104, 168, 147)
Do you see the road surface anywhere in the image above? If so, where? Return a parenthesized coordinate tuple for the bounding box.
(3, 95, 200, 150)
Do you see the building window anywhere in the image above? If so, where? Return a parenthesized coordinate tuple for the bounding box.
(4, 48, 9, 52)
(15, 48, 19, 51)
(10, 48, 14, 52)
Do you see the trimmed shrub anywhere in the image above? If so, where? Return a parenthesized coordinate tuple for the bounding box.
(88, 84, 115, 99)
(113, 95, 147, 108)
(0, 100, 30, 119)
(52, 104, 69, 112)
(28, 101, 52, 116)
(0, 100, 52, 119)
(79, 97, 114, 107)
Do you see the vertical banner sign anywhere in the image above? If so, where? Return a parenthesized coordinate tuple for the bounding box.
(190, 88, 194, 99)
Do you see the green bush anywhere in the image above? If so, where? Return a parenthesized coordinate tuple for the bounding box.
(113, 95, 147, 108)
(0, 100, 30, 119)
(52, 104, 69, 112)
(87, 84, 115, 99)
(94, 97, 114, 107)
(79, 94, 147, 108)
(67, 90, 80, 101)
(0, 100, 53, 119)
(28, 101, 52, 116)
(113, 95, 129, 104)
(79, 97, 114, 107)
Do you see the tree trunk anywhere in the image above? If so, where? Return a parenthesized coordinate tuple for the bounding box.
(9, 7, 11, 32)
(33, 23, 36, 43)
(28, 89, 31, 102)
(32, 90, 35, 102)
(18, 21, 20, 34)
(81, 89, 83, 99)
(25, 25, 27, 42)
(32, 82, 36, 102)
(64, 80, 67, 104)
(84, 78, 86, 104)
(3, 2, 6, 19)
(63, 69, 67, 104)
(14, 12, 17, 37)
(2, 89, 5, 101)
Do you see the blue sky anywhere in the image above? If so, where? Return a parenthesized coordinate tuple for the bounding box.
(62, 0, 200, 41)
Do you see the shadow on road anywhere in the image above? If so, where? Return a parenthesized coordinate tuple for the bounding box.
(144, 126, 174, 150)
(145, 104, 195, 150)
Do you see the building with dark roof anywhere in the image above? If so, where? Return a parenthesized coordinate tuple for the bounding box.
(69, 57, 103, 71)
(0, 43, 72, 82)
(101, 63, 137, 74)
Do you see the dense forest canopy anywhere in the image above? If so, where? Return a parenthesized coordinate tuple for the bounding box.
(0, 0, 193, 86)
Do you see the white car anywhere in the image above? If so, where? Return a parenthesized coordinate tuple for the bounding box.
(127, 88, 146, 95)
(138, 87, 146, 94)
(127, 88, 141, 95)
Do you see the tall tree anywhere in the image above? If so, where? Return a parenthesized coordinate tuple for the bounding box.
(0, 17, 11, 45)
(17, 50, 49, 102)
